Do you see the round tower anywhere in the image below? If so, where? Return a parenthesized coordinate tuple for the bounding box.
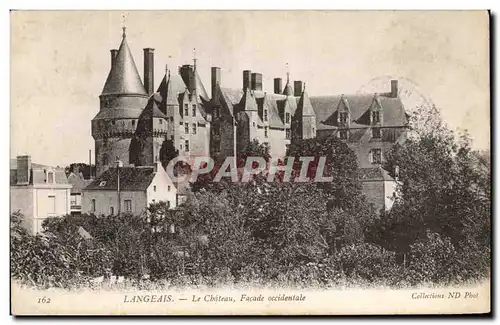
(92, 28, 149, 176)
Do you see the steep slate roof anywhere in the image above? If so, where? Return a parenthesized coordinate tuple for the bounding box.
(139, 94, 168, 119)
(359, 167, 395, 181)
(282, 81, 294, 96)
(67, 173, 93, 194)
(101, 31, 147, 96)
(84, 166, 156, 191)
(194, 70, 210, 102)
(297, 89, 315, 116)
(157, 73, 187, 106)
(310, 94, 408, 130)
(258, 93, 285, 128)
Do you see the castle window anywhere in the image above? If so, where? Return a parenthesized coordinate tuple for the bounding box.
(213, 124, 220, 136)
(184, 123, 189, 134)
(372, 127, 381, 139)
(168, 185, 171, 191)
(184, 104, 189, 116)
(371, 149, 382, 164)
(91, 199, 96, 212)
(339, 129, 348, 139)
(372, 111, 381, 124)
(286, 113, 290, 124)
(180, 121, 183, 126)
(339, 112, 348, 126)
(185, 140, 190, 152)
(253, 122, 256, 127)
(112, 120, 115, 125)
(132, 120, 135, 126)
(264, 127, 268, 138)
(192, 123, 197, 134)
(286, 129, 291, 140)
(124, 200, 132, 213)
(213, 140, 221, 153)
(159, 119, 163, 125)
(110, 206, 114, 215)
(153, 185, 156, 192)
(192, 105, 197, 117)
(264, 110, 268, 121)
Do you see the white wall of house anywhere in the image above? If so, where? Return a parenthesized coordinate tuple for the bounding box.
(10, 185, 71, 235)
(146, 164, 177, 209)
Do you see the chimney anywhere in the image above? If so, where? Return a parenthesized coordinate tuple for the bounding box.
(274, 78, 282, 94)
(391, 80, 398, 98)
(294, 81, 304, 97)
(143, 48, 155, 95)
(110, 49, 118, 67)
(211, 67, 221, 99)
(179, 65, 196, 94)
(243, 70, 251, 90)
(251, 73, 263, 91)
(16, 155, 31, 185)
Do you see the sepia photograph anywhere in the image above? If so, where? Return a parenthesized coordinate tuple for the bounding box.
(9, 10, 491, 315)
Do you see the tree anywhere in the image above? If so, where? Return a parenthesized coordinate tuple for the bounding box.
(378, 106, 490, 281)
(160, 139, 179, 169)
(287, 135, 364, 210)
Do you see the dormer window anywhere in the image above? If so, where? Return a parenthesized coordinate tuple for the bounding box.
(339, 112, 348, 126)
(372, 111, 381, 124)
(184, 104, 189, 116)
(285, 113, 290, 124)
(192, 105, 197, 117)
(372, 127, 382, 139)
(264, 110, 268, 122)
(159, 119, 163, 125)
(46, 171, 54, 183)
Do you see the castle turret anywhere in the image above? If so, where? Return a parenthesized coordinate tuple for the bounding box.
(292, 83, 317, 141)
(92, 27, 149, 176)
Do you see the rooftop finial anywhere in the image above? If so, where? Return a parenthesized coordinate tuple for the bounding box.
(121, 13, 127, 38)
(286, 62, 290, 83)
(193, 48, 197, 71)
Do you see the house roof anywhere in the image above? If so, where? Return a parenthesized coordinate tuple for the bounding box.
(359, 167, 395, 181)
(101, 31, 147, 97)
(10, 159, 68, 185)
(310, 93, 408, 130)
(84, 166, 156, 191)
(67, 173, 93, 194)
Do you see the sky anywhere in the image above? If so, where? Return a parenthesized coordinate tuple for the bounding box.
(10, 10, 490, 167)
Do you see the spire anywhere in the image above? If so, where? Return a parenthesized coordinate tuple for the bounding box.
(282, 62, 293, 96)
(101, 27, 147, 97)
(193, 48, 197, 72)
(286, 62, 290, 83)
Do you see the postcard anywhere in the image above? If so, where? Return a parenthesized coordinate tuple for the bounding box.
(10, 10, 491, 315)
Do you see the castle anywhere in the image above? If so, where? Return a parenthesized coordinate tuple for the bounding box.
(91, 28, 409, 210)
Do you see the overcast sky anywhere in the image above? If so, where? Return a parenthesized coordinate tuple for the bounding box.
(10, 10, 489, 166)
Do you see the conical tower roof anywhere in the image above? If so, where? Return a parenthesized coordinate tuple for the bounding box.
(101, 29, 147, 97)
